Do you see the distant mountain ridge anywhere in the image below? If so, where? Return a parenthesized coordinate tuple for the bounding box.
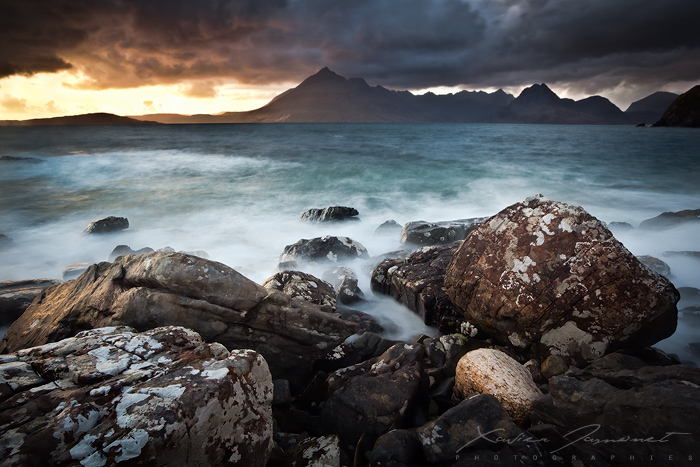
(0, 112, 158, 126)
(0, 68, 690, 126)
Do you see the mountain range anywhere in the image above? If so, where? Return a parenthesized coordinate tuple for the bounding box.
(0, 68, 686, 126)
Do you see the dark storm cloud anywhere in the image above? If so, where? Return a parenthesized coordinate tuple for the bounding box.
(1, 0, 698, 99)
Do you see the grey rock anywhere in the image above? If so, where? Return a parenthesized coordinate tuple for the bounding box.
(637, 255, 672, 277)
(607, 221, 634, 232)
(108, 244, 155, 261)
(62, 262, 90, 280)
(282, 435, 341, 467)
(83, 216, 129, 234)
(263, 270, 337, 313)
(374, 219, 402, 236)
(0, 326, 274, 467)
(400, 217, 487, 246)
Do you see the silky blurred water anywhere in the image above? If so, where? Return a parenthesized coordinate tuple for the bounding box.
(1, 123, 699, 357)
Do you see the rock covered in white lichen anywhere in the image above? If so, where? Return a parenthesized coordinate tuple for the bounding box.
(0, 326, 273, 466)
(445, 194, 679, 365)
(263, 270, 337, 313)
(278, 236, 369, 266)
(453, 348, 544, 425)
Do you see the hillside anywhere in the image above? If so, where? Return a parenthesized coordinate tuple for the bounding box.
(625, 91, 679, 124)
(653, 85, 700, 128)
(0, 112, 158, 126)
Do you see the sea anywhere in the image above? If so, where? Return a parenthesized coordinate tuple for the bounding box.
(1, 123, 699, 363)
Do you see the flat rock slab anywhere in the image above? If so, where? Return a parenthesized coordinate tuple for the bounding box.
(0, 326, 274, 467)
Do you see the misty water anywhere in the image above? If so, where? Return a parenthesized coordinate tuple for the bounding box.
(1, 123, 699, 363)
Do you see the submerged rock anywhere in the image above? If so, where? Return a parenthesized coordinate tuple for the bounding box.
(373, 220, 402, 236)
(62, 262, 90, 280)
(279, 236, 369, 266)
(637, 255, 672, 277)
(322, 266, 365, 305)
(0, 252, 358, 380)
(83, 216, 129, 235)
(445, 194, 679, 365)
(0, 326, 274, 466)
(0, 279, 63, 326)
(607, 221, 634, 232)
(300, 206, 359, 223)
(400, 218, 487, 246)
(108, 244, 155, 261)
(371, 242, 465, 333)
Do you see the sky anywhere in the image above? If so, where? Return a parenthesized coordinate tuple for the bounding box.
(1, 0, 699, 120)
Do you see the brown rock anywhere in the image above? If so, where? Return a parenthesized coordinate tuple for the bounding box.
(540, 354, 568, 380)
(370, 242, 466, 333)
(0, 252, 358, 381)
(454, 348, 544, 425)
(445, 194, 679, 365)
(0, 279, 62, 325)
(0, 326, 273, 466)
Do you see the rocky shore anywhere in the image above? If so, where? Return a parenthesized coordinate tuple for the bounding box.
(1, 196, 699, 466)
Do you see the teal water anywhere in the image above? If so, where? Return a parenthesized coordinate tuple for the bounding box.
(1, 123, 699, 356)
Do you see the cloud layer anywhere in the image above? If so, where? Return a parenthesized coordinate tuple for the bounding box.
(2, 0, 699, 101)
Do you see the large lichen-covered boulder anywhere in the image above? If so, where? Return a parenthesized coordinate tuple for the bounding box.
(0, 252, 358, 380)
(263, 270, 337, 313)
(0, 326, 273, 466)
(444, 194, 679, 365)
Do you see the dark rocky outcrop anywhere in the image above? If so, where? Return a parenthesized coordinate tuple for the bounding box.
(0, 326, 273, 466)
(531, 354, 700, 465)
(279, 236, 369, 266)
(322, 266, 365, 305)
(400, 218, 487, 246)
(0, 279, 63, 325)
(300, 206, 359, 223)
(83, 216, 129, 235)
(445, 194, 679, 365)
(371, 242, 466, 333)
(263, 270, 337, 313)
(0, 252, 358, 381)
(639, 209, 700, 230)
(108, 244, 155, 261)
(653, 85, 700, 128)
(320, 342, 426, 452)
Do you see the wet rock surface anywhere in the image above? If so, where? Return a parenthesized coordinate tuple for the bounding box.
(279, 236, 369, 266)
(263, 270, 337, 313)
(445, 194, 679, 365)
(0, 252, 358, 380)
(0, 279, 63, 325)
(300, 206, 359, 223)
(0, 326, 274, 467)
(371, 242, 465, 333)
(83, 216, 129, 235)
(400, 218, 487, 246)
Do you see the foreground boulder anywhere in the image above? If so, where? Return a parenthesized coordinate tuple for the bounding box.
(454, 348, 544, 425)
(400, 218, 487, 246)
(279, 236, 369, 266)
(371, 242, 466, 333)
(530, 354, 700, 464)
(0, 279, 62, 325)
(0, 326, 273, 466)
(320, 343, 426, 452)
(83, 216, 129, 235)
(300, 206, 359, 223)
(0, 252, 358, 380)
(445, 194, 679, 365)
